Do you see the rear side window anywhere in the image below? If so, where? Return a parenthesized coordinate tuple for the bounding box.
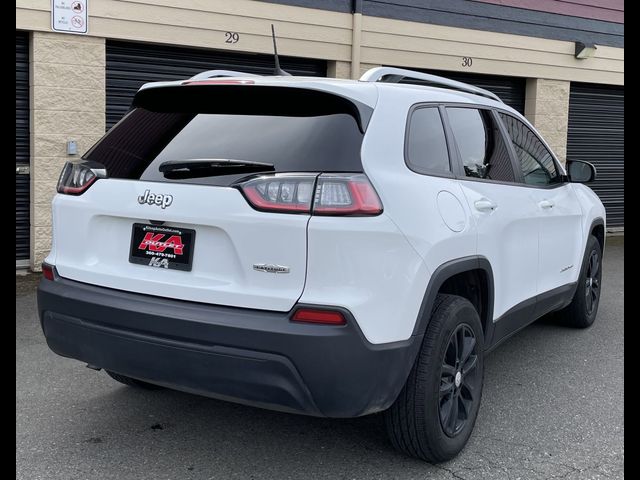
(498, 113, 561, 186)
(83, 86, 367, 186)
(405, 107, 450, 175)
(446, 107, 516, 183)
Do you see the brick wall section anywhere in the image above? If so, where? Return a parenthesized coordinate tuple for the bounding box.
(327, 60, 351, 79)
(328, 61, 379, 79)
(30, 32, 106, 270)
(524, 78, 570, 165)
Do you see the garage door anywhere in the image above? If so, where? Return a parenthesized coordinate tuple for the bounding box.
(106, 41, 327, 130)
(398, 68, 526, 114)
(567, 83, 624, 228)
(16, 32, 29, 265)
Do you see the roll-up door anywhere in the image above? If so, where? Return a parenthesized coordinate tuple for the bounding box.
(567, 83, 624, 228)
(106, 40, 327, 130)
(16, 31, 30, 265)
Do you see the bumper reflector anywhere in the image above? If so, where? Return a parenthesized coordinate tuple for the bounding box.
(292, 308, 347, 325)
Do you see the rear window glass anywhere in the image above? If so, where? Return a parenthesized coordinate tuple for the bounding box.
(84, 86, 367, 186)
(405, 107, 450, 175)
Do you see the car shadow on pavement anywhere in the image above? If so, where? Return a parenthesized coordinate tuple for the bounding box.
(43, 315, 610, 479)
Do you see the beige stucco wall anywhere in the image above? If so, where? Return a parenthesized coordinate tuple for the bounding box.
(30, 31, 106, 269)
(17, 0, 623, 86)
(360, 16, 623, 85)
(17, 0, 353, 64)
(524, 78, 571, 165)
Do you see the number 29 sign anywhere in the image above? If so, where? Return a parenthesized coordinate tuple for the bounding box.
(225, 32, 240, 44)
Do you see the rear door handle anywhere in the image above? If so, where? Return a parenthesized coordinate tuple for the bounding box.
(474, 199, 497, 212)
(539, 200, 555, 210)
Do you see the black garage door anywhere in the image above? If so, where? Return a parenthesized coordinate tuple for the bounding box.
(398, 68, 526, 114)
(567, 83, 624, 228)
(106, 41, 327, 130)
(16, 32, 29, 263)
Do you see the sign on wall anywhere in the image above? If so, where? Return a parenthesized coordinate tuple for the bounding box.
(51, 0, 88, 34)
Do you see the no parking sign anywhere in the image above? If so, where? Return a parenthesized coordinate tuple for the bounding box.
(51, 0, 88, 35)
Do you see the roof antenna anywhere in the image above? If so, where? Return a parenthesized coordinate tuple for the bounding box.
(271, 24, 292, 76)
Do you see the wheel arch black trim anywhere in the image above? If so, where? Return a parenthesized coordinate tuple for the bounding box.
(588, 217, 605, 252)
(588, 217, 605, 231)
(411, 256, 495, 340)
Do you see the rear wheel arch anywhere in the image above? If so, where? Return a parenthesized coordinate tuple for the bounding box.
(413, 257, 494, 343)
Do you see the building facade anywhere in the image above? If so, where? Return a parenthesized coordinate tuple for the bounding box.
(16, 0, 624, 270)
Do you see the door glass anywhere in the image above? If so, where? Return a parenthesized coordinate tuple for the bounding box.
(447, 108, 516, 183)
(405, 107, 450, 175)
(499, 113, 561, 186)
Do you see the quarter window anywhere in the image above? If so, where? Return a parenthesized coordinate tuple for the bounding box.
(446, 108, 516, 183)
(499, 113, 561, 186)
(406, 107, 451, 175)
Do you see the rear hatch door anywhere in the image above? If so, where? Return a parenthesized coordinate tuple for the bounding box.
(51, 84, 369, 311)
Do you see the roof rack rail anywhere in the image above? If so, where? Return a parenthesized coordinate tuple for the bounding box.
(189, 70, 261, 81)
(360, 67, 503, 103)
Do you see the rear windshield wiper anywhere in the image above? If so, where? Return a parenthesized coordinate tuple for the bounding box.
(159, 159, 275, 179)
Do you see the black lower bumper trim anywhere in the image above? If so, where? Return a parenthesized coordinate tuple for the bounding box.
(37, 276, 421, 418)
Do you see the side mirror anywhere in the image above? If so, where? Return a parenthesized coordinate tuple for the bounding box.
(567, 160, 596, 183)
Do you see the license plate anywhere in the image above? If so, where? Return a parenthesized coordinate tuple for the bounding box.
(129, 223, 196, 271)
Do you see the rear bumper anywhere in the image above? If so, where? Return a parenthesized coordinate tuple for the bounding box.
(37, 275, 421, 418)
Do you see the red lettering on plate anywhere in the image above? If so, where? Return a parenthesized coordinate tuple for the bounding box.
(138, 232, 184, 255)
(163, 235, 184, 255)
(139, 233, 165, 251)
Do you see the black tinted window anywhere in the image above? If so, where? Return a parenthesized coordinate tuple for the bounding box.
(447, 108, 516, 183)
(499, 113, 561, 186)
(406, 107, 450, 174)
(84, 87, 366, 186)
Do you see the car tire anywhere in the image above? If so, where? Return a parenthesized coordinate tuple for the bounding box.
(553, 235, 603, 329)
(105, 370, 162, 390)
(384, 294, 484, 463)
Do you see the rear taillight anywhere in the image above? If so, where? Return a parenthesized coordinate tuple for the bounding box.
(240, 174, 317, 213)
(57, 161, 106, 195)
(292, 308, 347, 325)
(41, 263, 54, 281)
(314, 174, 383, 215)
(237, 173, 383, 216)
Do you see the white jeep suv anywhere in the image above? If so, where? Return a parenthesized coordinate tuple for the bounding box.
(37, 67, 606, 462)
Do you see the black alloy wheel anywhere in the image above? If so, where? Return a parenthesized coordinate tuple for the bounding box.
(385, 294, 484, 463)
(552, 235, 602, 328)
(439, 324, 481, 437)
(584, 250, 600, 316)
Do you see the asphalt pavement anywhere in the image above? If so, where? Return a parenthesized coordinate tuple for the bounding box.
(16, 237, 624, 479)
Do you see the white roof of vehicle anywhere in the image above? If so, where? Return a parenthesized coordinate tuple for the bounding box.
(137, 67, 519, 116)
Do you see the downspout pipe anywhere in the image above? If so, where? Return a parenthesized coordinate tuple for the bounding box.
(351, 0, 363, 79)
